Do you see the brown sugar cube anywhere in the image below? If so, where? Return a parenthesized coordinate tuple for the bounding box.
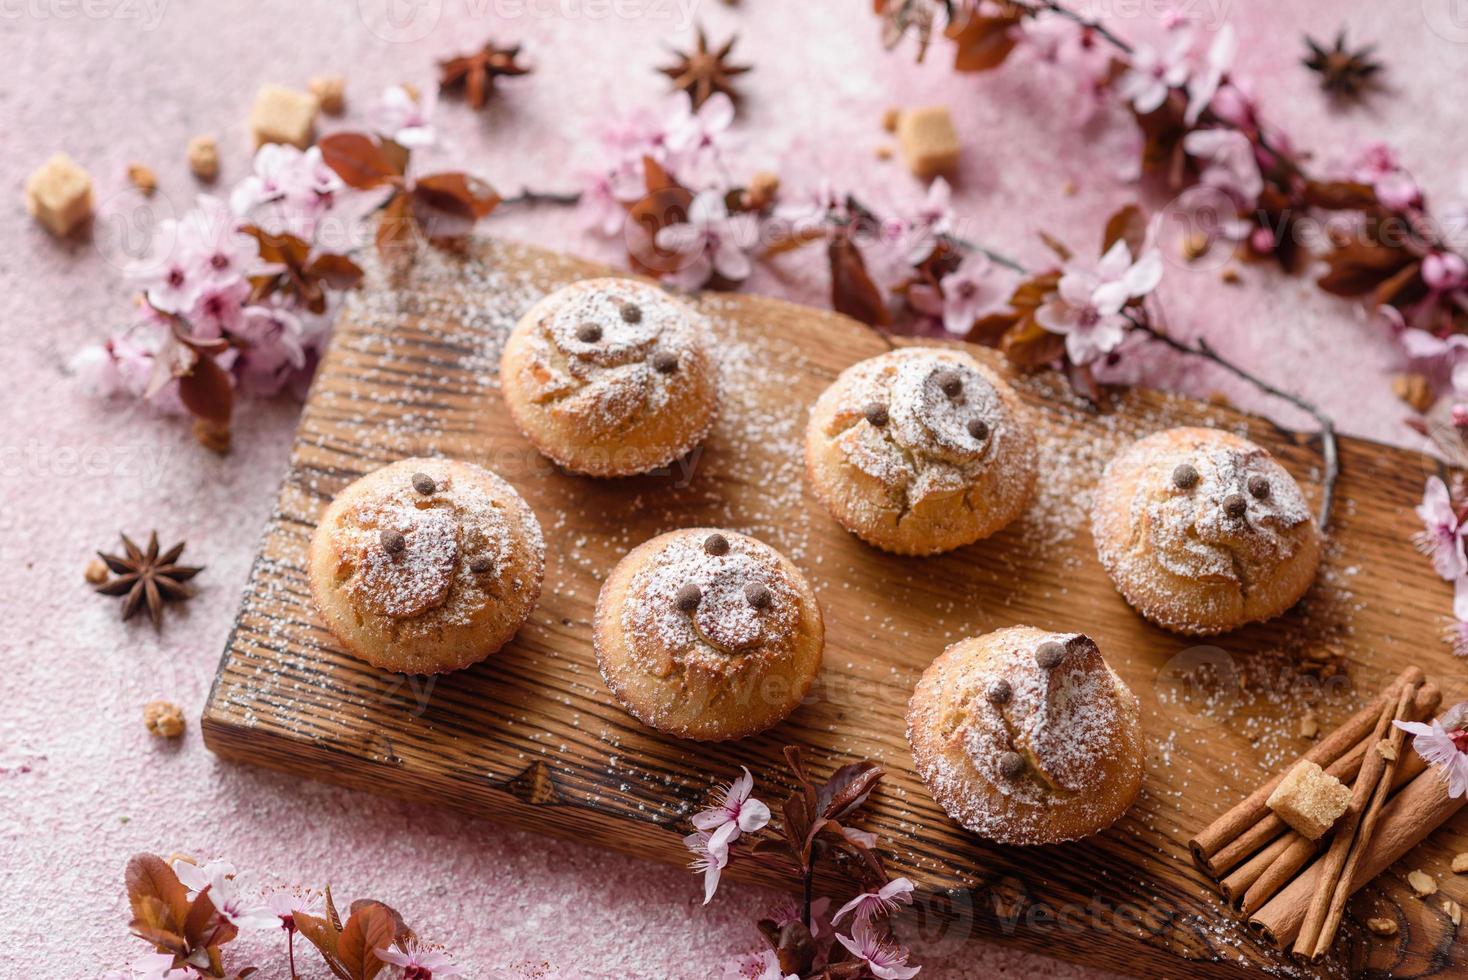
(249, 84, 319, 149)
(1265, 760, 1352, 841)
(187, 135, 220, 182)
(24, 153, 93, 236)
(1453, 852, 1468, 874)
(143, 700, 185, 738)
(895, 106, 960, 180)
(127, 164, 158, 196)
(309, 73, 347, 115)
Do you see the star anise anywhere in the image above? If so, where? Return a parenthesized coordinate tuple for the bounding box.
(658, 27, 751, 109)
(1303, 30, 1383, 98)
(95, 532, 203, 628)
(438, 40, 530, 110)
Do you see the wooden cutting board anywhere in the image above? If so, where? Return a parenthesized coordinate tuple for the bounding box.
(202, 237, 1468, 978)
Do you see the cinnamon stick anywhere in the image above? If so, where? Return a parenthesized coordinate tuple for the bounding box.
(1293, 681, 1414, 957)
(1190, 666, 1424, 877)
(1249, 766, 1466, 949)
(1307, 684, 1415, 958)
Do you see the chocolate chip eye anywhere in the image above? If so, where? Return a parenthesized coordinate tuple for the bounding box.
(998, 751, 1026, 779)
(1172, 463, 1199, 490)
(1035, 641, 1066, 670)
(620, 303, 643, 323)
(935, 370, 962, 398)
(744, 582, 772, 609)
(863, 402, 889, 427)
(412, 472, 437, 495)
(1248, 475, 1271, 499)
(675, 584, 702, 611)
(380, 529, 406, 555)
(1224, 493, 1249, 518)
(967, 418, 989, 440)
(703, 533, 730, 556)
(652, 350, 678, 374)
(470, 556, 494, 574)
(986, 679, 1012, 705)
(577, 321, 602, 343)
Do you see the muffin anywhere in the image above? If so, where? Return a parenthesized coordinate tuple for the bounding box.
(907, 626, 1143, 845)
(499, 277, 720, 477)
(593, 528, 824, 741)
(307, 458, 545, 674)
(804, 347, 1036, 555)
(1091, 427, 1322, 635)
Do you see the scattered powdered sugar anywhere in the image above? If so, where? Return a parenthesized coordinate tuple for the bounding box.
(621, 532, 801, 676)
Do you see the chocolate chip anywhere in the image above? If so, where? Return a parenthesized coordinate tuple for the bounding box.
(652, 350, 679, 374)
(986, 679, 1012, 705)
(576, 321, 602, 343)
(967, 418, 989, 440)
(380, 529, 406, 555)
(620, 303, 643, 323)
(1172, 463, 1199, 490)
(863, 402, 889, 427)
(411, 472, 436, 495)
(935, 370, 962, 398)
(744, 582, 772, 609)
(1035, 641, 1066, 670)
(998, 751, 1025, 779)
(1248, 475, 1271, 499)
(675, 584, 702, 611)
(1224, 493, 1249, 518)
(703, 533, 730, 556)
(470, 556, 494, 574)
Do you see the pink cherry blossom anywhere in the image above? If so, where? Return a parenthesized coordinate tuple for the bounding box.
(578, 165, 644, 237)
(371, 84, 437, 148)
(691, 766, 771, 857)
(663, 91, 735, 171)
(890, 177, 953, 264)
(683, 829, 729, 904)
(1184, 25, 1236, 125)
(1395, 701, 1468, 795)
(231, 144, 345, 237)
(1347, 143, 1422, 212)
(170, 858, 278, 932)
(177, 196, 257, 285)
(187, 277, 252, 340)
(233, 302, 308, 395)
(832, 877, 915, 926)
(1183, 128, 1262, 202)
(768, 895, 834, 944)
(655, 189, 759, 290)
(377, 940, 462, 979)
(103, 953, 197, 980)
(1209, 78, 1259, 130)
(720, 950, 798, 980)
(1036, 240, 1163, 365)
(1017, 18, 1110, 122)
(1115, 34, 1192, 114)
(1416, 477, 1467, 581)
(835, 919, 921, 979)
(1425, 252, 1468, 292)
(935, 252, 1011, 336)
(70, 324, 158, 399)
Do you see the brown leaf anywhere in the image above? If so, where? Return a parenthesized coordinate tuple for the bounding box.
(294, 909, 350, 980)
(1008, 271, 1061, 311)
(318, 133, 401, 189)
(1303, 179, 1376, 211)
(1372, 260, 1426, 309)
(1316, 239, 1413, 296)
(411, 172, 501, 241)
(1134, 97, 1188, 180)
(307, 253, 365, 291)
(967, 311, 1020, 347)
(177, 352, 233, 426)
(820, 761, 883, 820)
(1102, 204, 1148, 257)
(1036, 231, 1072, 263)
(1000, 313, 1066, 370)
(126, 854, 189, 934)
(376, 192, 416, 252)
(945, 4, 1023, 72)
(626, 157, 695, 277)
(828, 237, 891, 326)
(338, 902, 401, 980)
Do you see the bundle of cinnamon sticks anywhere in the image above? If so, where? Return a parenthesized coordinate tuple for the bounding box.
(1189, 666, 1466, 958)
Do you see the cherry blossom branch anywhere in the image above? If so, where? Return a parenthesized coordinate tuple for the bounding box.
(1019, 0, 1133, 54)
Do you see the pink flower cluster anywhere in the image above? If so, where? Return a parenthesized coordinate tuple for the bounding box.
(71, 141, 370, 414)
(1415, 476, 1468, 656)
(1395, 702, 1468, 799)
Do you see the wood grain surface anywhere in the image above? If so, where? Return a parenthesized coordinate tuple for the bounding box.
(202, 237, 1468, 978)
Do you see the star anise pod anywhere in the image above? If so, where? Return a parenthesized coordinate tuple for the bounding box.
(658, 26, 751, 109)
(1303, 30, 1383, 98)
(95, 532, 204, 628)
(438, 40, 530, 110)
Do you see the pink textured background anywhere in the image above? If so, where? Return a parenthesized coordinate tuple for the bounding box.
(2, 1, 1464, 977)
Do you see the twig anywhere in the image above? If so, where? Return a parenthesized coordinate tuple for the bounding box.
(499, 188, 582, 207)
(1022, 0, 1133, 54)
(1134, 321, 1339, 528)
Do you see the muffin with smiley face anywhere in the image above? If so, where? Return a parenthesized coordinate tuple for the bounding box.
(499, 277, 720, 477)
(594, 529, 825, 741)
(1091, 427, 1322, 635)
(804, 347, 1036, 555)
